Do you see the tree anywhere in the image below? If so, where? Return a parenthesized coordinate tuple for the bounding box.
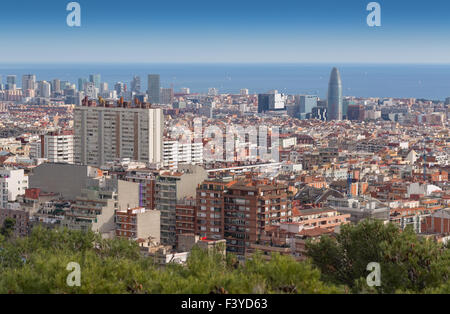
(0, 226, 340, 294)
(306, 219, 450, 293)
(0, 218, 16, 239)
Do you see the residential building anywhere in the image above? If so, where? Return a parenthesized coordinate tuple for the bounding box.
(39, 131, 74, 163)
(156, 165, 208, 246)
(74, 100, 164, 166)
(61, 178, 139, 237)
(115, 207, 160, 242)
(163, 140, 203, 169)
(0, 168, 28, 208)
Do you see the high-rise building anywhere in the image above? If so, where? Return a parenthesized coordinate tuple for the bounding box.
(38, 81, 51, 98)
(160, 87, 174, 105)
(312, 106, 327, 121)
(78, 78, 87, 91)
(51, 79, 61, 94)
(240, 88, 249, 96)
(327, 67, 343, 121)
(196, 178, 236, 241)
(84, 82, 97, 99)
(89, 74, 101, 89)
(124, 169, 157, 210)
(22, 74, 36, 91)
(258, 94, 270, 113)
(74, 101, 164, 166)
(175, 198, 197, 245)
(196, 178, 289, 258)
(296, 95, 318, 119)
(114, 82, 125, 96)
(39, 131, 74, 163)
(99, 82, 108, 94)
(258, 91, 285, 113)
(131, 76, 141, 93)
(156, 165, 208, 246)
(147, 74, 160, 104)
(6, 75, 17, 90)
(163, 140, 203, 169)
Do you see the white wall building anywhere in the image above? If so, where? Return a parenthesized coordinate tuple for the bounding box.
(74, 104, 163, 167)
(0, 168, 28, 208)
(40, 132, 74, 163)
(163, 141, 203, 169)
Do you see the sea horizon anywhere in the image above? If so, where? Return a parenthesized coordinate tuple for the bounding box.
(1, 62, 450, 100)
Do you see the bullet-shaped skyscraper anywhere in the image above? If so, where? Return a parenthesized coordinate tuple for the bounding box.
(327, 67, 343, 121)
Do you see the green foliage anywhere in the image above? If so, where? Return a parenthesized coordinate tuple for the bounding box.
(2, 222, 446, 294)
(0, 227, 340, 294)
(0, 218, 16, 239)
(306, 219, 450, 294)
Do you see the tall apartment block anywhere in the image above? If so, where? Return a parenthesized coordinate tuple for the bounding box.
(196, 178, 236, 240)
(74, 99, 164, 167)
(225, 180, 290, 258)
(124, 169, 158, 210)
(175, 197, 196, 243)
(155, 165, 207, 246)
(22, 74, 36, 91)
(39, 131, 74, 164)
(163, 140, 203, 169)
(195, 178, 290, 259)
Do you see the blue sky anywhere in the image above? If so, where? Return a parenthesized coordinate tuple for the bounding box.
(1, 0, 450, 63)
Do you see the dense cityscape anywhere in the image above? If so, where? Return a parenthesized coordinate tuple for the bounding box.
(0, 67, 449, 264)
(1, 0, 450, 299)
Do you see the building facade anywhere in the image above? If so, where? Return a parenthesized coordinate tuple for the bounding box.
(327, 67, 343, 121)
(40, 131, 74, 163)
(74, 103, 163, 167)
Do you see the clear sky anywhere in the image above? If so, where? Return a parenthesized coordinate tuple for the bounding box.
(1, 0, 450, 63)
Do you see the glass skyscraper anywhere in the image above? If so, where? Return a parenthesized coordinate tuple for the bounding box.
(297, 95, 318, 119)
(6, 75, 17, 90)
(89, 74, 101, 89)
(327, 67, 343, 121)
(78, 78, 87, 92)
(147, 74, 160, 104)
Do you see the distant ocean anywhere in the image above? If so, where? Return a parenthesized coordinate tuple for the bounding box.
(1, 63, 450, 100)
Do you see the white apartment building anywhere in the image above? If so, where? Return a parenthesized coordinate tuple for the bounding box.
(0, 168, 28, 208)
(29, 141, 41, 159)
(163, 141, 203, 169)
(40, 131, 74, 163)
(74, 103, 164, 167)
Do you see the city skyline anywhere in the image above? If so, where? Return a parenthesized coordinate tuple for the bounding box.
(0, 0, 449, 299)
(3, 63, 450, 100)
